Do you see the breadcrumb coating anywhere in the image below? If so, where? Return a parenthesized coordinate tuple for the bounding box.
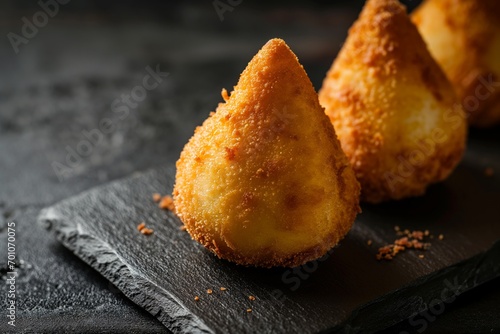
(174, 39, 360, 268)
(412, 0, 500, 127)
(319, 0, 467, 203)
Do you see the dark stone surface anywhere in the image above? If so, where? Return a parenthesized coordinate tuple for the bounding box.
(379, 276, 500, 334)
(37, 150, 500, 333)
(0, 1, 499, 333)
(38, 161, 500, 333)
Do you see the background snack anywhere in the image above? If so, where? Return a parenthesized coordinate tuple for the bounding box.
(412, 0, 500, 127)
(174, 38, 360, 268)
(319, 0, 467, 203)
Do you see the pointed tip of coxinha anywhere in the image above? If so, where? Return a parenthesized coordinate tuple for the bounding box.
(227, 38, 320, 112)
(319, 0, 467, 203)
(238, 38, 307, 86)
(337, 0, 443, 78)
(174, 38, 360, 268)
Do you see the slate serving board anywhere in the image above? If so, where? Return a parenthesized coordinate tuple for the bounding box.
(38, 128, 500, 334)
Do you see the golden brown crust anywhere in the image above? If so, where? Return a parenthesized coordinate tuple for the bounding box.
(319, 0, 467, 203)
(412, 0, 500, 127)
(174, 39, 360, 268)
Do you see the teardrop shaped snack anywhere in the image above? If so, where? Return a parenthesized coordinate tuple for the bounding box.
(319, 0, 467, 203)
(174, 39, 360, 268)
(412, 0, 500, 127)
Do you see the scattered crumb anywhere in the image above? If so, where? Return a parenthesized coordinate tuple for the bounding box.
(152, 193, 162, 203)
(194, 296, 200, 301)
(367, 240, 373, 246)
(484, 167, 494, 177)
(246, 308, 252, 313)
(220, 287, 227, 291)
(419, 254, 425, 259)
(393, 245, 405, 253)
(248, 295, 256, 301)
(411, 231, 424, 240)
(140, 228, 154, 235)
(159, 195, 175, 212)
(376, 228, 432, 261)
(207, 289, 213, 295)
(180, 225, 187, 231)
(438, 234, 444, 241)
(137, 222, 146, 231)
(137, 222, 153, 235)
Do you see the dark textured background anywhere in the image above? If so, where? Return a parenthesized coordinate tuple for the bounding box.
(0, 1, 499, 333)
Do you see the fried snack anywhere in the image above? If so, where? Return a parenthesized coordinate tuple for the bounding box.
(174, 39, 360, 268)
(318, 0, 467, 203)
(412, 0, 500, 127)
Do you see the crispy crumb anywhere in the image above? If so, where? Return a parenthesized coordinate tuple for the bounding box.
(394, 245, 405, 253)
(418, 254, 425, 259)
(159, 195, 176, 212)
(220, 287, 227, 291)
(411, 231, 424, 240)
(376, 228, 432, 261)
(224, 147, 236, 161)
(379, 245, 392, 255)
(138, 222, 153, 235)
(152, 193, 162, 203)
(367, 240, 373, 246)
(137, 222, 146, 231)
(140, 227, 154, 235)
(438, 234, 444, 240)
(180, 225, 187, 231)
(484, 167, 494, 177)
(395, 237, 408, 246)
(246, 308, 252, 313)
(248, 295, 256, 301)
(207, 289, 213, 295)
(194, 296, 200, 301)
(221, 88, 230, 102)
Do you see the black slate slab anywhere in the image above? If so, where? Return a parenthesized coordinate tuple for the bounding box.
(2, 1, 499, 332)
(38, 131, 500, 334)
